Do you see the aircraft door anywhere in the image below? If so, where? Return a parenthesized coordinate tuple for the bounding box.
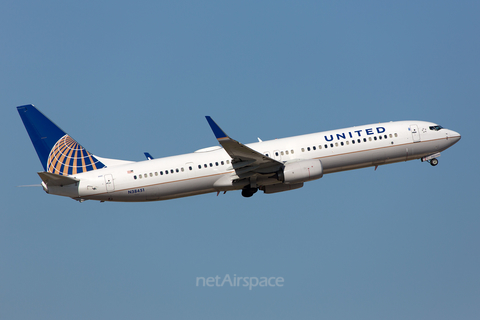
(410, 124, 420, 142)
(104, 174, 115, 192)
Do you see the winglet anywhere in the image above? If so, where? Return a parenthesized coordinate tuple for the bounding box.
(144, 152, 154, 160)
(204, 116, 284, 169)
(205, 116, 228, 140)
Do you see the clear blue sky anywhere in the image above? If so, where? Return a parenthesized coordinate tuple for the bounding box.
(1, 1, 479, 319)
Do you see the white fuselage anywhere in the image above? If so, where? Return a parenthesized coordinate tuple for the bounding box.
(48, 120, 461, 202)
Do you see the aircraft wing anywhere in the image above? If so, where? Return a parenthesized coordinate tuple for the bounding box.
(205, 117, 283, 178)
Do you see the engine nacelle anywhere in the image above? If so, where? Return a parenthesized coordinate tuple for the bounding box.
(278, 159, 323, 184)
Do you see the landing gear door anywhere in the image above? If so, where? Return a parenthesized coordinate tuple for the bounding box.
(410, 124, 420, 142)
(104, 174, 115, 193)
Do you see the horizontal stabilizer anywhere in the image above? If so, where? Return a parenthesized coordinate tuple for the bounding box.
(38, 172, 79, 186)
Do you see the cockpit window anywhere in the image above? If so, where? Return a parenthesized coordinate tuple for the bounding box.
(429, 125, 444, 131)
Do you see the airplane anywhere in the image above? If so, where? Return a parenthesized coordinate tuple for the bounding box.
(17, 104, 461, 202)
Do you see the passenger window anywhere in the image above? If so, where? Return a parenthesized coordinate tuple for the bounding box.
(352, 140, 355, 144)
(340, 142, 344, 146)
(291, 150, 294, 154)
(221, 161, 224, 165)
(276, 151, 280, 156)
(144, 174, 147, 178)
(134, 175, 137, 180)
(215, 162, 219, 166)
(209, 163, 213, 167)
(301, 148, 305, 152)
(307, 147, 310, 151)
(335, 142, 338, 147)
(389, 134, 393, 138)
(150, 173, 153, 177)
(189, 166, 192, 171)
(318, 145, 322, 149)
(227, 160, 230, 164)
(160, 171, 163, 175)
(363, 138, 367, 142)
(346, 141, 349, 145)
(281, 151, 284, 155)
(165, 170, 168, 175)
(204, 164, 207, 168)
(394, 133, 398, 137)
(313, 146, 316, 150)
(155, 172, 158, 176)
(384, 135, 387, 139)
(330, 143, 334, 148)
(198, 165, 201, 169)
(325, 144, 328, 149)
(286, 150, 289, 155)
(139, 175, 142, 179)
(374, 136, 377, 141)
(176, 168, 179, 173)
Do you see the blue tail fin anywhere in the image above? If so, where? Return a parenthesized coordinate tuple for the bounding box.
(17, 104, 105, 175)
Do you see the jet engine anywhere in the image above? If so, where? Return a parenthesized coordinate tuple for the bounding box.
(278, 159, 323, 184)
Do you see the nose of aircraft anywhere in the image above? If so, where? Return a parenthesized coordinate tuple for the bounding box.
(450, 129, 461, 138)
(448, 129, 461, 144)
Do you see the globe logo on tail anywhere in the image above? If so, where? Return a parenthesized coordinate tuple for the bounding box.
(47, 135, 105, 175)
